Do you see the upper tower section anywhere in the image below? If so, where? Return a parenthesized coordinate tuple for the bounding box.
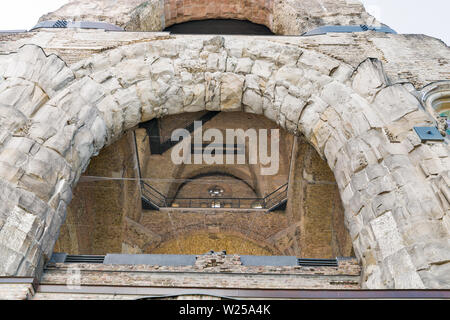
(37, 0, 379, 35)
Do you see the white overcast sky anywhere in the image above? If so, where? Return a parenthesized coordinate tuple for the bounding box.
(0, 0, 448, 45)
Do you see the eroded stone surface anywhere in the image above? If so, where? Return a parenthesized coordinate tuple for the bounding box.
(0, 20, 449, 291)
(38, 0, 378, 35)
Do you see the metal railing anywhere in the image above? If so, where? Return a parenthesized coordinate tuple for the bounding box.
(140, 181, 288, 212)
(141, 181, 167, 208)
(165, 197, 264, 209)
(297, 258, 338, 267)
(64, 255, 105, 264)
(263, 183, 288, 210)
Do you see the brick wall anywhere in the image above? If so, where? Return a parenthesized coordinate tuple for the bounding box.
(54, 132, 142, 255)
(287, 137, 354, 258)
(164, 0, 274, 28)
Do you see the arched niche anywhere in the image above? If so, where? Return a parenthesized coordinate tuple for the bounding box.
(55, 110, 351, 259)
(150, 230, 278, 256)
(421, 81, 450, 137)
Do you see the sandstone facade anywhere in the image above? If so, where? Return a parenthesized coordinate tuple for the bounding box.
(0, 0, 449, 294)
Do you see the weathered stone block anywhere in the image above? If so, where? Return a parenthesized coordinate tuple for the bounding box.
(220, 73, 244, 111)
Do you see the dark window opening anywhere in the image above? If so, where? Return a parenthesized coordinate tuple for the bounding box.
(164, 19, 274, 35)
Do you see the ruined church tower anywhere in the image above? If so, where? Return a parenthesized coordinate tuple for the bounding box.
(0, 0, 449, 299)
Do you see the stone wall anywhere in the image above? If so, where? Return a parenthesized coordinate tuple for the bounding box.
(54, 132, 141, 255)
(0, 31, 449, 290)
(271, 0, 377, 35)
(38, 0, 145, 27)
(38, 0, 378, 35)
(1, 31, 448, 89)
(125, 209, 288, 255)
(287, 137, 353, 258)
(0, 282, 35, 300)
(33, 254, 361, 300)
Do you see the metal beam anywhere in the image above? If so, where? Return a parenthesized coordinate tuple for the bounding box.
(139, 112, 221, 155)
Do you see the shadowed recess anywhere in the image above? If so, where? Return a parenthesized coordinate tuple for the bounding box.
(164, 19, 274, 35)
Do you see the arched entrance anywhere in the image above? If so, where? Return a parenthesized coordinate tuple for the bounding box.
(0, 40, 448, 289)
(53, 111, 353, 259)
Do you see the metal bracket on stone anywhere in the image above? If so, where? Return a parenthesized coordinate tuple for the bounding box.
(413, 126, 445, 142)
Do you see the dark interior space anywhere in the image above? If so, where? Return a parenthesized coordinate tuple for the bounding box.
(164, 19, 274, 35)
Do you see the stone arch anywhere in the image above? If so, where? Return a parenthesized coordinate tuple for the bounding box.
(0, 37, 449, 289)
(137, 110, 294, 205)
(149, 229, 280, 256)
(161, 0, 274, 31)
(44, 0, 377, 36)
(167, 168, 260, 201)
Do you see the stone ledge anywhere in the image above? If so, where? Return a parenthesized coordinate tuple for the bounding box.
(44, 256, 361, 276)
